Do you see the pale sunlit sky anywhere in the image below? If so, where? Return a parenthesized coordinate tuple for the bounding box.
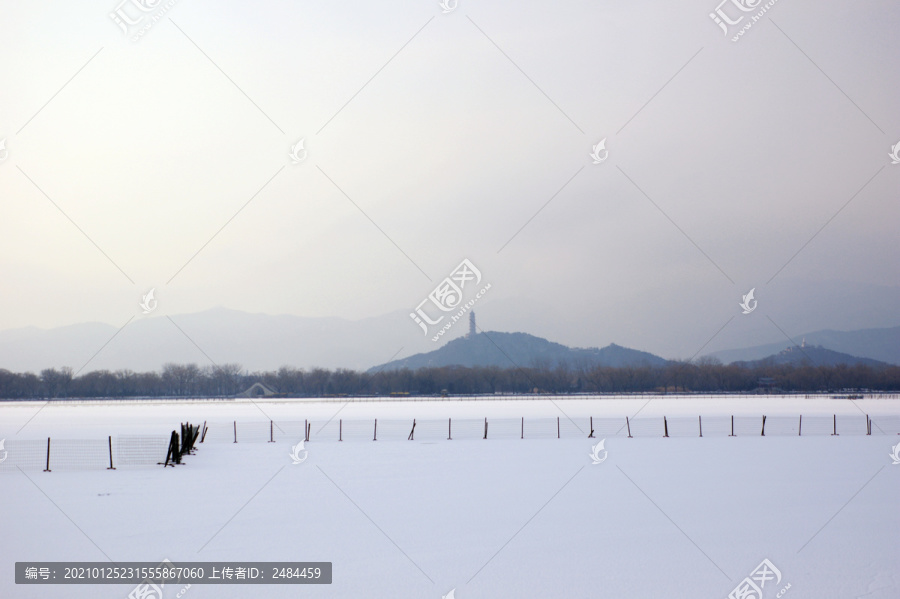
(0, 0, 898, 360)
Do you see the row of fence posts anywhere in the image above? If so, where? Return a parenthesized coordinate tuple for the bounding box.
(25, 412, 883, 472)
(236, 414, 877, 442)
(645, 414, 853, 438)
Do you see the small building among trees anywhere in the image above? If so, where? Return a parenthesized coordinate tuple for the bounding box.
(236, 382, 278, 398)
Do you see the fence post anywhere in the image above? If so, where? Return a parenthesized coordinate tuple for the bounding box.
(626, 416, 632, 438)
(557, 417, 560, 439)
(521, 417, 524, 439)
(866, 415, 871, 436)
(161, 430, 181, 467)
(374, 419, 377, 441)
(589, 417, 594, 438)
(339, 419, 342, 442)
(161, 432, 174, 467)
(448, 418, 452, 440)
(729, 415, 735, 437)
(798, 415, 802, 436)
(761, 415, 766, 436)
(663, 416, 669, 438)
(408, 419, 416, 441)
(44, 437, 51, 472)
(233, 420, 237, 443)
(484, 418, 488, 440)
(174, 432, 183, 464)
(107, 435, 115, 470)
(698, 415, 702, 438)
(200, 421, 208, 443)
(831, 414, 838, 436)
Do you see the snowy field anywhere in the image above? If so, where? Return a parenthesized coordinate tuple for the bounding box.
(2, 395, 899, 598)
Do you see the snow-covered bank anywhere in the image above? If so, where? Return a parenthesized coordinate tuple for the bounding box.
(2, 397, 898, 598)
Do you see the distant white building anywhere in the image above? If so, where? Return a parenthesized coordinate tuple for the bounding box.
(236, 382, 277, 398)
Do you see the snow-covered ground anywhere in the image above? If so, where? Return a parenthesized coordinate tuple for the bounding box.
(2, 396, 899, 598)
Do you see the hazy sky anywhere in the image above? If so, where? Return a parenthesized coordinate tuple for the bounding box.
(1, 0, 898, 360)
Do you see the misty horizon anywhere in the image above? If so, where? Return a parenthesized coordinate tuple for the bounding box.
(0, 304, 897, 376)
(2, 0, 898, 376)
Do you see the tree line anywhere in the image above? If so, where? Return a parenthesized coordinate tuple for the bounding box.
(0, 359, 898, 399)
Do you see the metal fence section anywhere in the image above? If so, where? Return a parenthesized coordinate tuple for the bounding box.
(114, 436, 170, 466)
(763, 416, 799, 436)
(44, 439, 108, 471)
(835, 414, 868, 435)
(310, 420, 339, 442)
(408, 418, 450, 441)
(589, 417, 632, 437)
(871, 415, 900, 435)
(0, 439, 49, 472)
(731, 416, 764, 436)
(0, 435, 169, 472)
(487, 418, 521, 440)
(665, 417, 700, 438)
(340, 419, 376, 442)
(523, 418, 555, 439)
(628, 418, 664, 438)
(446, 419, 487, 441)
(697, 416, 731, 436)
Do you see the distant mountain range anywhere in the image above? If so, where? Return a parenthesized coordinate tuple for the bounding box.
(370, 332, 670, 372)
(705, 326, 900, 366)
(0, 308, 894, 374)
(733, 344, 889, 368)
(372, 327, 899, 372)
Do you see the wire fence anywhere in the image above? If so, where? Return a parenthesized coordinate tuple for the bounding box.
(2, 415, 896, 472)
(201, 414, 900, 443)
(0, 435, 169, 473)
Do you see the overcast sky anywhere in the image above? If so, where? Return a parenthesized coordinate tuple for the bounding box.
(0, 0, 898, 361)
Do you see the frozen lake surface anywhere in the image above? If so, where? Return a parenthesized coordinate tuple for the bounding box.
(1, 395, 898, 598)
